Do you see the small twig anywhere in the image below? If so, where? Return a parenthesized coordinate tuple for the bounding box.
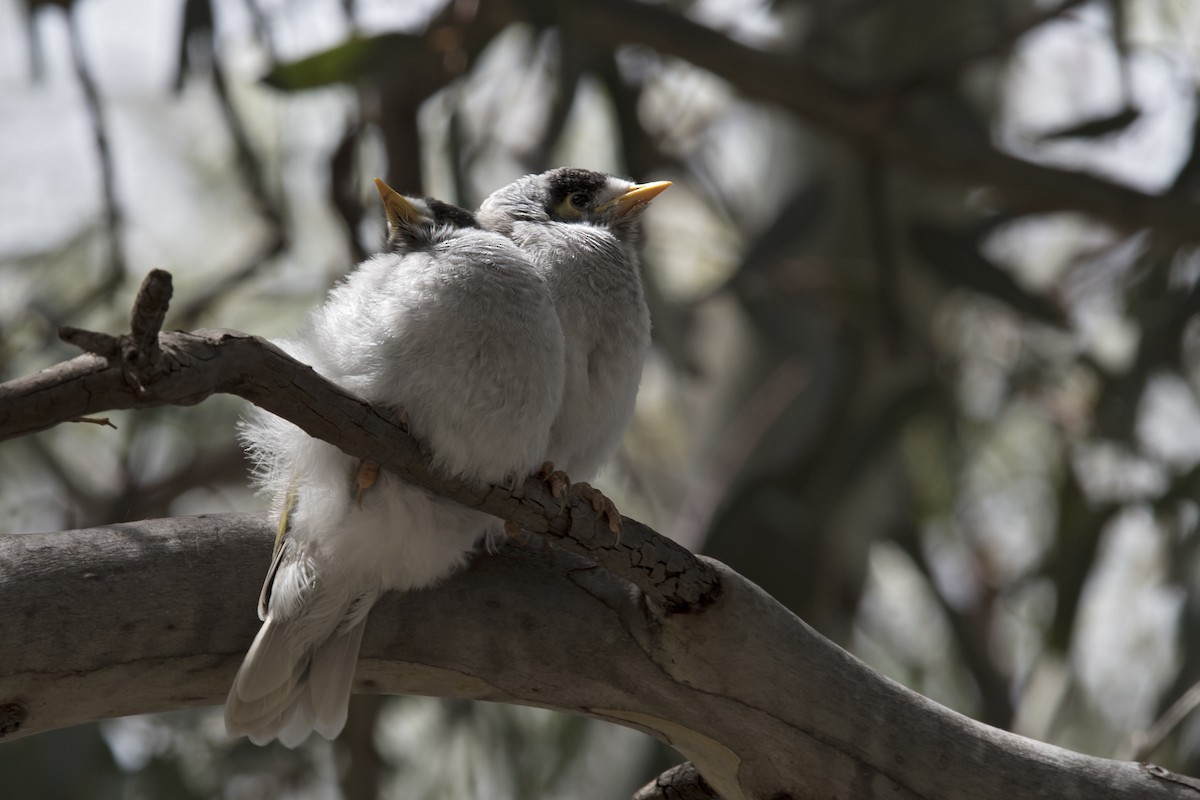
(119, 270, 173, 394)
(524, 29, 585, 172)
(71, 417, 117, 430)
(1133, 678, 1200, 761)
(170, 234, 285, 330)
(57, 326, 118, 358)
(329, 119, 368, 263)
(128, 269, 173, 353)
(211, 54, 283, 231)
(671, 358, 809, 548)
(446, 96, 473, 206)
(170, 10, 287, 322)
(894, 519, 1015, 729)
(65, 10, 126, 306)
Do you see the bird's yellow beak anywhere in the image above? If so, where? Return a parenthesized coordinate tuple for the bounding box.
(374, 177, 424, 229)
(605, 180, 672, 218)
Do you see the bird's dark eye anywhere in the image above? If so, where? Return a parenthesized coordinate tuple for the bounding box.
(569, 192, 589, 210)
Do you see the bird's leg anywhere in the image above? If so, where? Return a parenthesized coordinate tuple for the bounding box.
(350, 459, 380, 507)
(570, 482, 622, 541)
(538, 461, 571, 512)
(347, 406, 403, 506)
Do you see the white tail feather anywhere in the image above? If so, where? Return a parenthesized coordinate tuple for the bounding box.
(225, 566, 374, 747)
(308, 618, 368, 739)
(231, 617, 302, 703)
(239, 680, 308, 746)
(276, 697, 318, 748)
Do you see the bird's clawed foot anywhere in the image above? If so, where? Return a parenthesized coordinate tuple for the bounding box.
(350, 459, 380, 507)
(571, 482, 622, 541)
(538, 461, 571, 512)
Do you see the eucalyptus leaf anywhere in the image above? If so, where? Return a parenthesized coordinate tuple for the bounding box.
(262, 33, 425, 91)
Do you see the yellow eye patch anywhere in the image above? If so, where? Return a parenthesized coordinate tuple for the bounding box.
(552, 191, 591, 219)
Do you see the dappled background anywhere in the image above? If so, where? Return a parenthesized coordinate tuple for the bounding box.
(4, 0, 1200, 797)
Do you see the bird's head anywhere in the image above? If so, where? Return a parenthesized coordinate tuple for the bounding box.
(374, 178, 479, 252)
(477, 168, 671, 241)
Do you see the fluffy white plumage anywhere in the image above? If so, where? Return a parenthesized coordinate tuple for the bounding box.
(225, 188, 565, 747)
(478, 168, 669, 483)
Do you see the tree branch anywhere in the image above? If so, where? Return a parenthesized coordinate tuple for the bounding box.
(65, 8, 126, 311)
(865, 0, 1092, 95)
(0, 271, 717, 612)
(562, 0, 1200, 243)
(0, 513, 1195, 799)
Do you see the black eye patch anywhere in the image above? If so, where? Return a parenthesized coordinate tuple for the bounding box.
(545, 168, 607, 210)
(423, 198, 480, 229)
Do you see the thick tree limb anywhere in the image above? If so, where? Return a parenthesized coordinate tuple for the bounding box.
(0, 513, 1195, 799)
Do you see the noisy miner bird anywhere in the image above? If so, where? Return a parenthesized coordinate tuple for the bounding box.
(224, 180, 565, 747)
(477, 168, 670, 527)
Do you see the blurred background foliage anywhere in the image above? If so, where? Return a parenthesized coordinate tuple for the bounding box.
(3, 0, 1200, 796)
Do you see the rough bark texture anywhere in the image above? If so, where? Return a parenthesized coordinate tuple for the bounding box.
(1, 513, 1197, 800)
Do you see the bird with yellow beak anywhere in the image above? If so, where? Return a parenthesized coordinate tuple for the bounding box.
(225, 180, 565, 747)
(478, 169, 671, 528)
